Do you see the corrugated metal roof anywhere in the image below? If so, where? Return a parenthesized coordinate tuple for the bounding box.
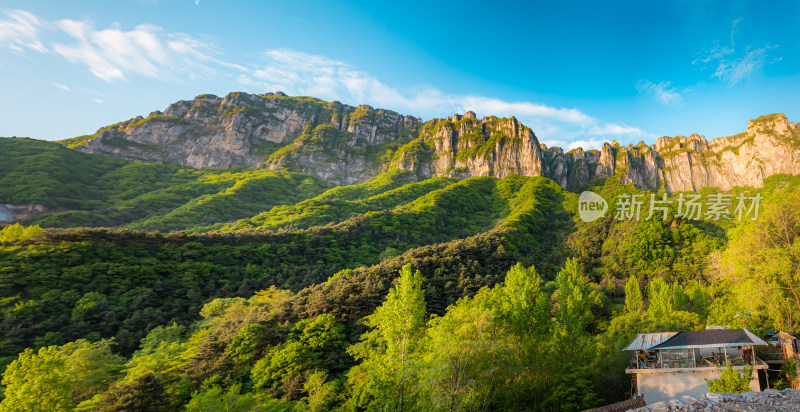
(622, 332, 679, 351)
(651, 328, 767, 350)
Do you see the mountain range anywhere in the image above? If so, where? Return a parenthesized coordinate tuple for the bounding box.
(1, 92, 798, 227)
(61, 92, 799, 192)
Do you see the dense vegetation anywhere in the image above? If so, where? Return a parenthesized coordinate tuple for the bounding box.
(1, 136, 800, 410)
(0, 138, 328, 230)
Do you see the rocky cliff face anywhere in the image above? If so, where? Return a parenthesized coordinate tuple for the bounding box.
(71, 92, 800, 192)
(76, 92, 420, 185)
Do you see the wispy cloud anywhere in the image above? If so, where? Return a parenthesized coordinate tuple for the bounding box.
(692, 43, 734, 65)
(92, 98, 104, 104)
(693, 18, 778, 87)
(636, 80, 683, 105)
(51, 81, 70, 91)
(730, 17, 742, 47)
(51, 19, 245, 82)
(0, 9, 47, 53)
(712, 46, 771, 86)
(242, 49, 652, 148)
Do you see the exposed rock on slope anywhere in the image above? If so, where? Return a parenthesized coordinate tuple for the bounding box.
(68, 92, 800, 191)
(74, 93, 420, 185)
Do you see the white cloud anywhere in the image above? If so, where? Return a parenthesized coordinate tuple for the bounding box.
(92, 98, 104, 104)
(693, 18, 777, 87)
(541, 138, 608, 151)
(0, 9, 47, 53)
(244, 49, 652, 146)
(692, 43, 734, 66)
(588, 123, 648, 136)
(713, 47, 769, 86)
(51, 19, 245, 82)
(454, 96, 592, 124)
(51, 81, 70, 91)
(730, 17, 743, 47)
(636, 79, 683, 105)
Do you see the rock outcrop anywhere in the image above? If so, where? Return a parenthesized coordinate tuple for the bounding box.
(0, 204, 49, 222)
(77, 93, 421, 185)
(631, 389, 800, 412)
(71, 92, 800, 192)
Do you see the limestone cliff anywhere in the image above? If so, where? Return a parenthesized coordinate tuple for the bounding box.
(391, 112, 800, 192)
(69, 92, 800, 192)
(75, 92, 420, 185)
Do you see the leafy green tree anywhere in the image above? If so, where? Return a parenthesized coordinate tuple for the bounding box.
(647, 277, 673, 318)
(554, 258, 592, 359)
(672, 284, 689, 312)
(91, 372, 170, 412)
(301, 370, 338, 412)
(346, 264, 427, 411)
(705, 364, 753, 393)
(688, 282, 711, 320)
(547, 258, 600, 410)
(712, 188, 800, 331)
(0, 339, 124, 411)
(252, 341, 312, 397)
(493, 263, 551, 410)
(251, 313, 345, 399)
(0, 223, 42, 242)
(624, 277, 643, 313)
(226, 324, 267, 367)
(420, 290, 498, 411)
(185, 383, 257, 412)
(0, 346, 71, 412)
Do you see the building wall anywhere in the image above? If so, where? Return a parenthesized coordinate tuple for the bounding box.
(636, 369, 760, 404)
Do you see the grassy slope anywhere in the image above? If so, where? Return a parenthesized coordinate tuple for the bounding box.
(0, 138, 329, 230)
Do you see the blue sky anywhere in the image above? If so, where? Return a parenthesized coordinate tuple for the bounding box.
(0, 0, 797, 150)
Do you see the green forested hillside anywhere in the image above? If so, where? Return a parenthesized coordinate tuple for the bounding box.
(2, 137, 800, 410)
(0, 138, 329, 229)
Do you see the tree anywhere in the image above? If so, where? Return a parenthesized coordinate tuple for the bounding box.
(92, 372, 170, 412)
(493, 263, 551, 410)
(554, 258, 592, 359)
(647, 277, 673, 318)
(301, 370, 338, 412)
(705, 364, 753, 394)
(624, 277, 643, 313)
(0, 346, 71, 412)
(346, 264, 427, 411)
(420, 290, 498, 411)
(547, 258, 600, 410)
(688, 282, 711, 320)
(0, 339, 124, 411)
(713, 189, 800, 331)
(185, 383, 257, 412)
(250, 314, 345, 399)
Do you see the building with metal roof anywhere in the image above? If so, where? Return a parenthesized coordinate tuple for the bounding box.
(622, 332, 678, 351)
(623, 328, 768, 405)
(650, 328, 767, 350)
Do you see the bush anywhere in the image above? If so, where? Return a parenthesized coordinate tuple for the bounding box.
(705, 364, 753, 393)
